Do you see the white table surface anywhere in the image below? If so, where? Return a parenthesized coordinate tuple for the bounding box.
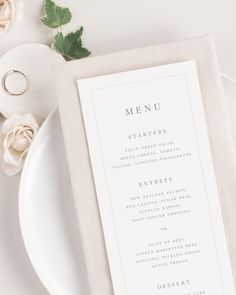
(1, 0, 236, 294)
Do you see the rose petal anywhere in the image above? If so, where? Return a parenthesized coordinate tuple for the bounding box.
(0, 20, 9, 25)
(2, 113, 39, 134)
(22, 129, 33, 141)
(0, 1, 12, 22)
(3, 147, 22, 165)
(20, 113, 39, 130)
(12, 134, 30, 151)
(3, 130, 14, 149)
(21, 133, 32, 145)
(19, 148, 28, 162)
(1, 161, 23, 176)
(2, 114, 22, 135)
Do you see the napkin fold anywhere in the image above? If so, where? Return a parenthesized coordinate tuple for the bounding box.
(54, 36, 236, 294)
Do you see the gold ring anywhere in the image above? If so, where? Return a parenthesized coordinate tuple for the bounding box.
(1, 70, 28, 96)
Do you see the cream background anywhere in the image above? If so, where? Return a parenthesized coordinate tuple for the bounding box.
(1, 0, 236, 294)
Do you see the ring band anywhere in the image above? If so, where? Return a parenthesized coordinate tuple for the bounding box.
(1, 70, 28, 96)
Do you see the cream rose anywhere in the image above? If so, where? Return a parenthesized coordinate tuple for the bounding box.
(0, 0, 13, 32)
(2, 113, 39, 176)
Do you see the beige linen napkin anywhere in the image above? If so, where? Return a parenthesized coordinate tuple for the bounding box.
(54, 35, 236, 295)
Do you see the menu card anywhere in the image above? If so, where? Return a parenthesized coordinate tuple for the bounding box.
(77, 61, 235, 295)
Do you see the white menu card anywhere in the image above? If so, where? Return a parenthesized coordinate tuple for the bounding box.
(77, 61, 235, 295)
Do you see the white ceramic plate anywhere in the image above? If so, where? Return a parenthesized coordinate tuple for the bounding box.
(19, 110, 90, 295)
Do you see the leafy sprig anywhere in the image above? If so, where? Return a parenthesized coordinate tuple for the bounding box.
(41, 0, 91, 60)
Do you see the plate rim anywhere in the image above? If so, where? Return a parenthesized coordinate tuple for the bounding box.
(18, 109, 61, 295)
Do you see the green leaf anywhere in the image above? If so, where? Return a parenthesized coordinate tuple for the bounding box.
(41, 0, 72, 29)
(52, 27, 91, 60)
